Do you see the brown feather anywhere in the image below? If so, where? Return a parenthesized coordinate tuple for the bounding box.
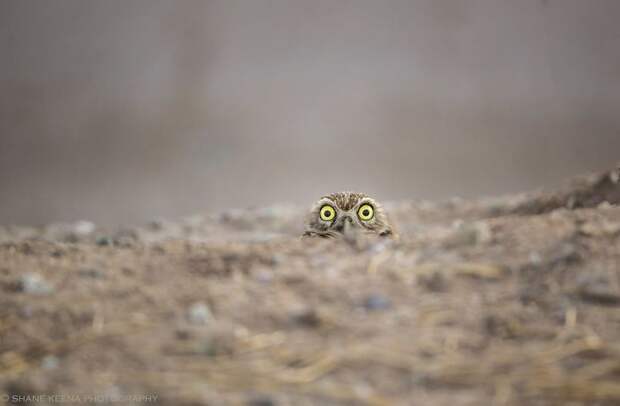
(302, 192, 396, 239)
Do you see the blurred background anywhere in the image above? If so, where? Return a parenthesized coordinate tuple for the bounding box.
(1, 0, 619, 226)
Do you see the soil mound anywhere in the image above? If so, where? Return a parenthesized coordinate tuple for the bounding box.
(2, 165, 620, 405)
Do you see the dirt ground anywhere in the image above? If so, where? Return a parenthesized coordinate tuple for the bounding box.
(2, 165, 620, 406)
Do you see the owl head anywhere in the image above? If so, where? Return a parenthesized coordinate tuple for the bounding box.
(303, 192, 394, 238)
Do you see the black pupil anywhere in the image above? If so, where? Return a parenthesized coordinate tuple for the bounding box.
(324, 209, 332, 217)
(362, 209, 370, 216)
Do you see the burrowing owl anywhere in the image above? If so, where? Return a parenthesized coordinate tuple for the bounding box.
(303, 192, 395, 238)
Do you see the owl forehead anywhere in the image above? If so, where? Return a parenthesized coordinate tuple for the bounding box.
(322, 192, 368, 211)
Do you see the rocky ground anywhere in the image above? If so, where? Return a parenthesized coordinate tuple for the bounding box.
(2, 165, 620, 405)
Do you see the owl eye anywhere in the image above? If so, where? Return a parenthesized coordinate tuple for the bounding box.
(357, 204, 374, 221)
(319, 204, 336, 221)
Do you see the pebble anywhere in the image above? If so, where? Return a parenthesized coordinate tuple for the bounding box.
(40, 355, 59, 370)
(289, 308, 321, 328)
(363, 294, 392, 311)
(19, 273, 53, 295)
(50, 249, 64, 258)
(78, 267, 105, 279)
(95, 236, 113, 246)
(220, 208, 246, 222)
(576, 274, 620, 306)
(247, 394, 275, 406)
(417, 271, 447, 292)
(74, 221, 96, 236)
(175, 329, 192, 340)
(270, 254, 284, 266)
(255, 269, 274, 284)
(113, 229, 139, 247)
(187, 302, 213, 325)
(528, 251, 543, 264)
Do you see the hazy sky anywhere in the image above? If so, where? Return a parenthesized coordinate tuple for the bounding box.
(1, 0, 619, 225)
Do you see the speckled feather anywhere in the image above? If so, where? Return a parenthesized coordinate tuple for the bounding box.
(303, 192, 395, 239)
(323, 192, 368, 211)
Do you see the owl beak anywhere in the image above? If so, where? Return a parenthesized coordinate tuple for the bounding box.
(342, 216, 355, 239)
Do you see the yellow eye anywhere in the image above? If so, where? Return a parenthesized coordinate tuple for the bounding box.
(319, 205, 336, 221)
(357, 204, 374, 221)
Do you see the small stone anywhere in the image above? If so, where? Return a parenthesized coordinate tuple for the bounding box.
(255, 269, 274, 284)
(113, 229, 139, 247)
(270, 254, 284, 266)
(187, 302, 213, 325)
(363, 294, 392, 311)
(78, 268, 105, 279)
(576, 274, 620, 306)
(247, 394, 275, 406)
(175, 329, 192, 340)
(19, 273, 53, 295)
(122, 267, 135, 276)
(289, 308, 321, 328)
(529, 251, 542, 264)
(417, 271, 447, 292)
(74, 221, 96, 236)
(96, 236, 113, 246)
(483, 314, 514, 338)
(220, 208, 245, 222)
(50, 249, 64, 258)
(40, 355, 59, 370)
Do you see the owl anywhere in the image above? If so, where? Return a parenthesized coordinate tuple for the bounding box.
(302, 192, 395, 238)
